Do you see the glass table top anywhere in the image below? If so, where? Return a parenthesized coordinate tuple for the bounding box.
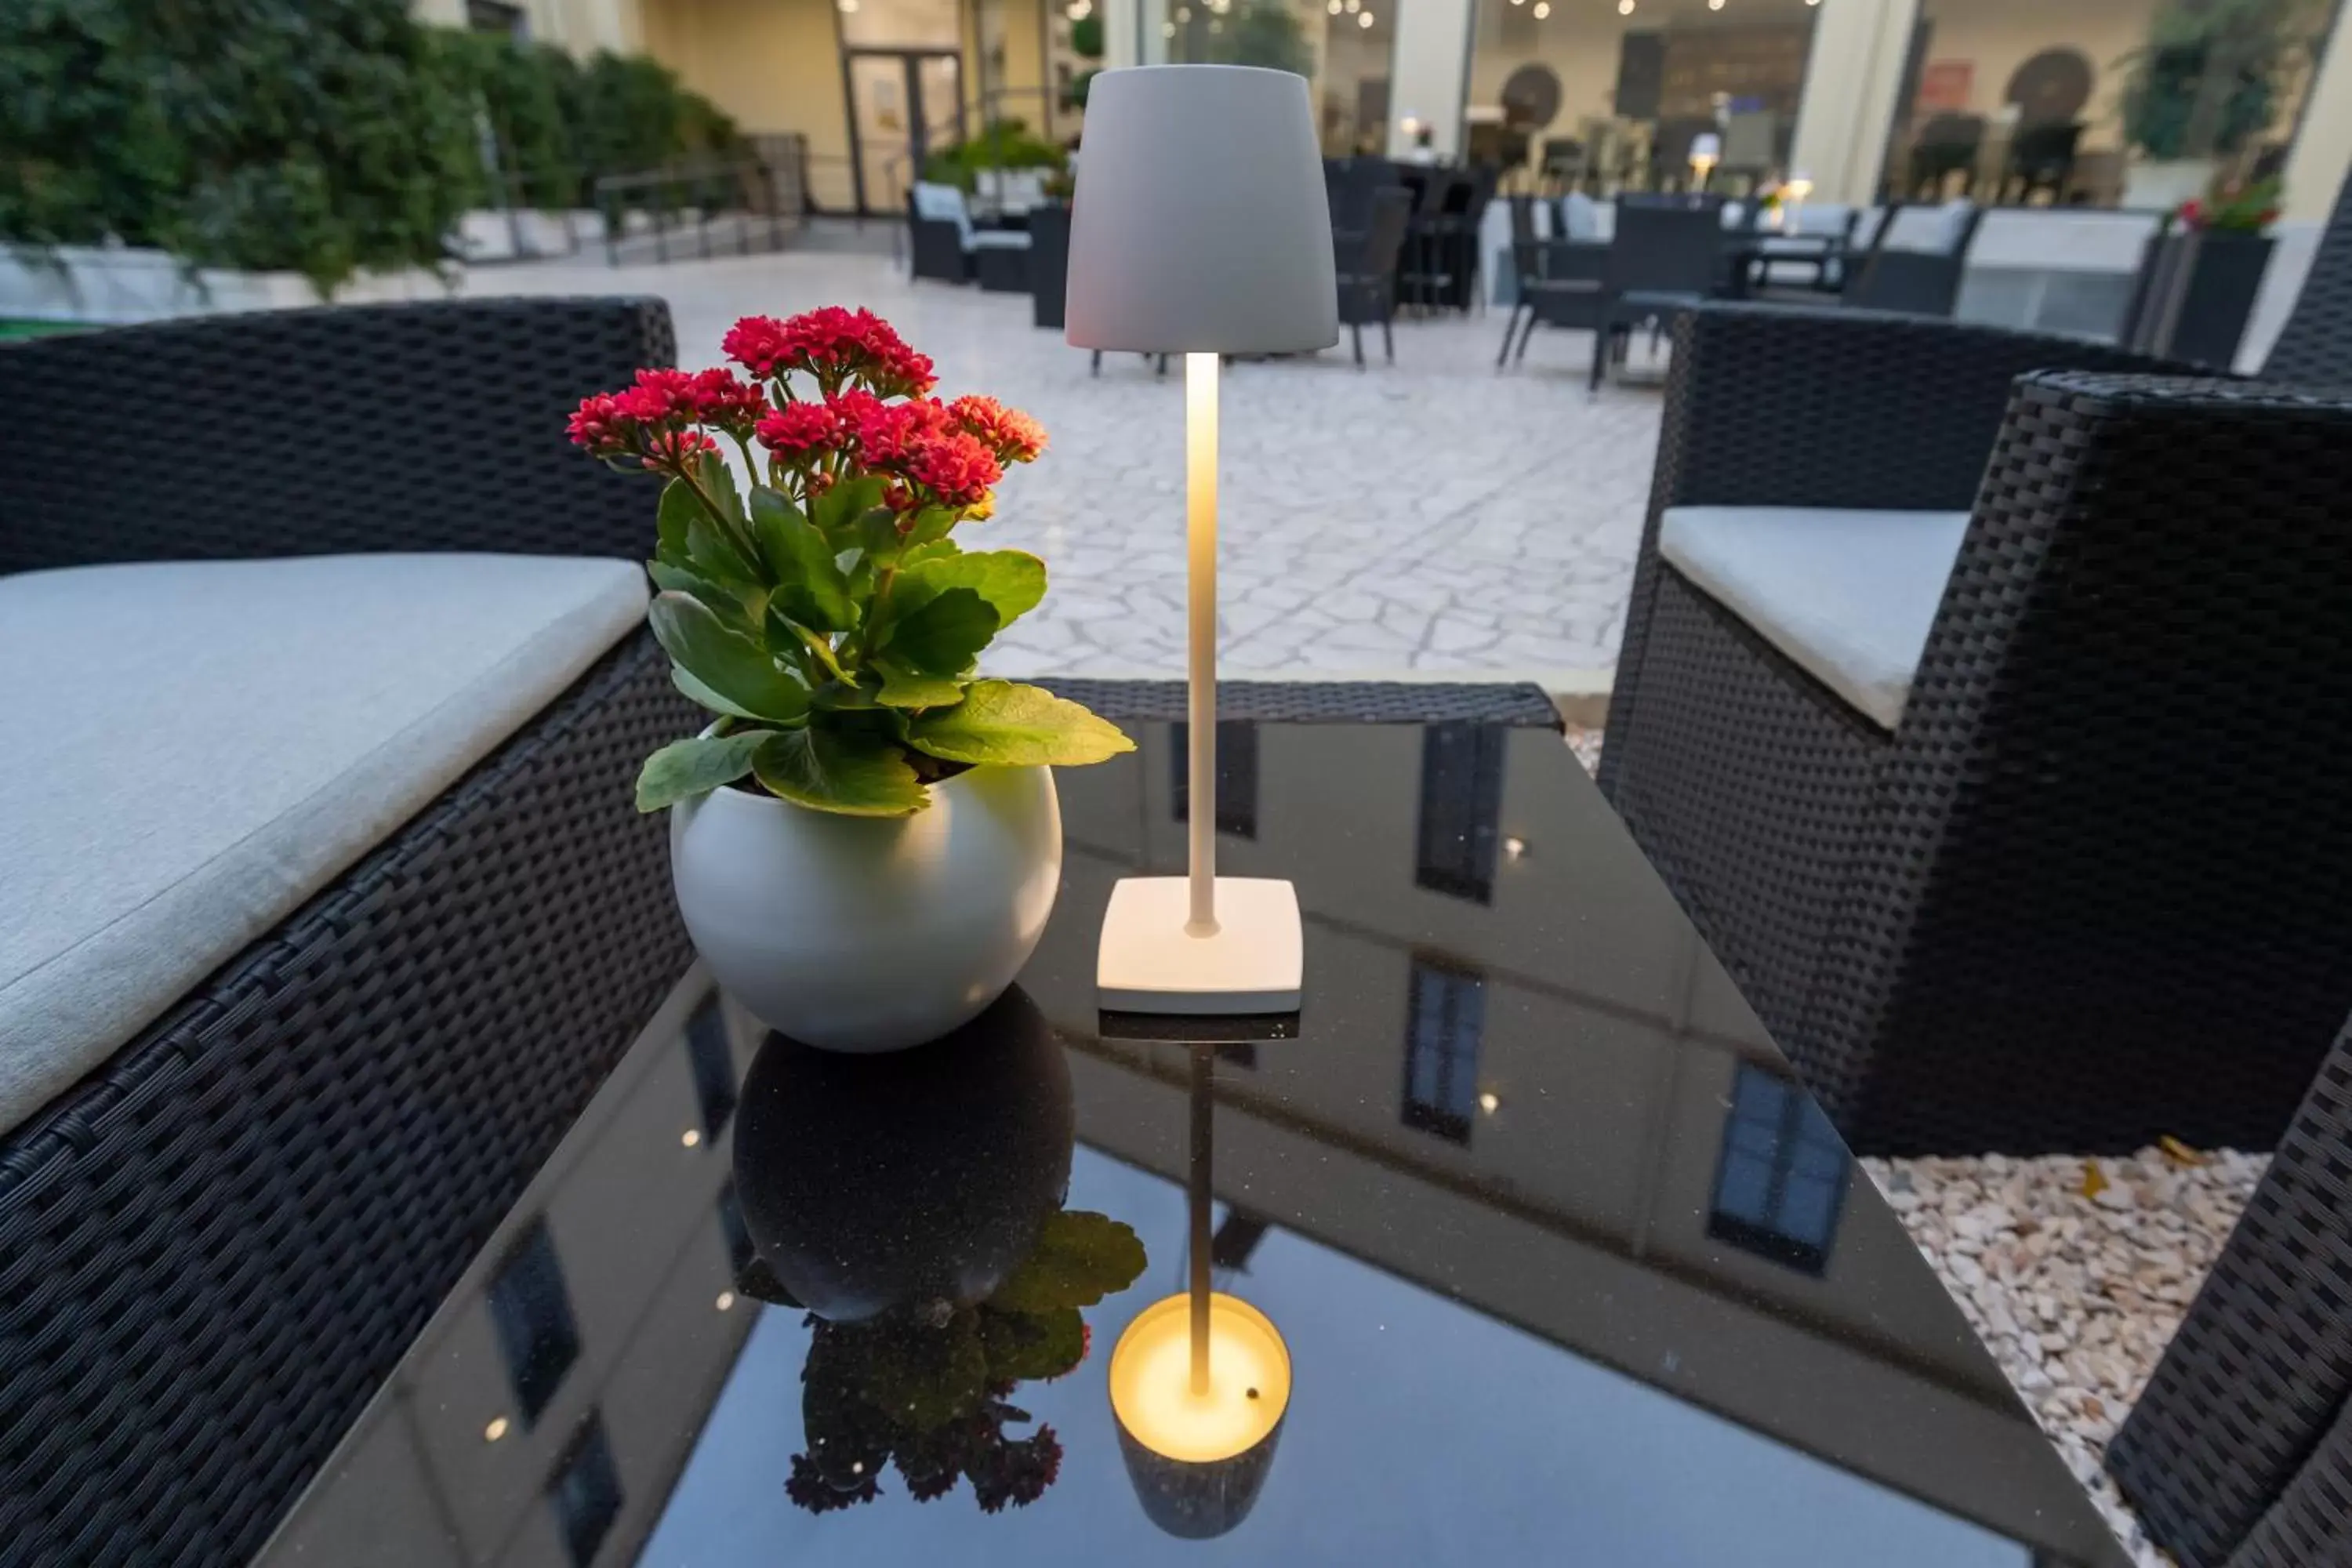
(257, 717, 2125, 1568)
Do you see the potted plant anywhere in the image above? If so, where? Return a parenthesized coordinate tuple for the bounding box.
(2116, 0, 2321, 211)
(568, 307, 1132, 1051)
(2124, 174, 2281, 366)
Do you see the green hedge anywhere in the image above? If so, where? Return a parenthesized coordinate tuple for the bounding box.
(0, 0, 743, 295)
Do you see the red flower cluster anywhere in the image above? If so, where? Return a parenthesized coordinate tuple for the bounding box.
(753, 398, 840, 456)
(948, 396, 1047, 464)
(723, 307, 937, 397)
(753, 389, 1020, 511)
(565, 367, 764, 474)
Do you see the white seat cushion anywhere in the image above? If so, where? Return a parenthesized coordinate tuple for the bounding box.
(0, 554, 648, 1135)
(1657, 506, 1972, 731)
(967, 229, 1033, 251)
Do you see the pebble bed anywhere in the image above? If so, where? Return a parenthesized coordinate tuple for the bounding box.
(1861, 1150, 2269, 1566)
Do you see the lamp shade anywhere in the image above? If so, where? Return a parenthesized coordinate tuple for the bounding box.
(1065, 66, 1338, 354)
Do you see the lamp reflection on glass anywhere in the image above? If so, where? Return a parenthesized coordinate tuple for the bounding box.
(1107, 1044, 1292, 1537)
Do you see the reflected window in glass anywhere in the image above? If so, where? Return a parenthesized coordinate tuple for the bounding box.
(684, 993, 737, 1139)
(1416, 723, 1504, 902)
(1708, 1064, 1849, 1276)
(1171, 720, 1261, 837)
(486, 1217, 581, 1426)
(548, 1412, 623, 1568)
(1403, 959, 1485, 1143)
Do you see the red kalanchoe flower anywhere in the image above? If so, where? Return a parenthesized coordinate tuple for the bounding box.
(905, 430, 1003, 510)
(756, 399, 840, 456)
(684, 367, 768, 433)
(566, 391, 633, 459)
(612, 367, 702, 424)
(721, 314, 795, 377)
(851, 395, 956, 467)
(949, 395, 1047, 464)
(641, 426, 720, 475)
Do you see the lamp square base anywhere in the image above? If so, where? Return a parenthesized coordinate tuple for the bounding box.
(1096, 877, 1303, 1014)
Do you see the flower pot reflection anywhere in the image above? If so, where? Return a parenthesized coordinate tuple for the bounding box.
(731, 985, 1149, 1514)
(731, 985, 1075, 1323)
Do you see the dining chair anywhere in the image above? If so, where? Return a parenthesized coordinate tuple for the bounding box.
(1494, 194, 1606, 368)
(1336, 187, 1414, 366)
(1589, 197, 1726, 391)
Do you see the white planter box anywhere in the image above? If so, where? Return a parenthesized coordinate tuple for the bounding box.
(455, 208, 605, 262)
(0, 243, 456, 325)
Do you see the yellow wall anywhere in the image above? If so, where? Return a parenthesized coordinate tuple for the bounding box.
(641, 0, 858, 207)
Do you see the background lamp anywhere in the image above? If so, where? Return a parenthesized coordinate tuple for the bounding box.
(1688, 131, 1722, 186)
(1065, 67, 1336, 1013)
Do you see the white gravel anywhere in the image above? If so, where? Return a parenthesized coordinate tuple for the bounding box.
(1861, 1150, 2269, 1566)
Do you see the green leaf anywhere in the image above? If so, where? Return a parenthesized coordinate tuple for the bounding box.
(648, 561, 757, 638)
(908, 681, 1136, 768)
(687, 512, 760, 593)
(672, 665, 762, 720)
(656, 477, 700, 567)
(978, 1306, 1087, 1384)
(859, 1314, 989, 1431)
(752, 726, 926, 815)
(750, 487, 855, 631)
(898, 549, 1047, 630)
(633, 730, 767, 811)
(879, 586, 998, 677)
(989, 1211, 1148, 1315)
(648, 591, 811, 724)
(812, 474, 887, 540)
(873, 659, 969, 710)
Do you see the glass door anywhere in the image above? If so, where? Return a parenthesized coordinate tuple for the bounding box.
(846, 50, 966, 216)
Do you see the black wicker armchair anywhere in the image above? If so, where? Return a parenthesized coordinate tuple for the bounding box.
(0, 299, 699, 1564)
(1597, 177, 2352, 1157)
(2106, 1011, 2352, 1567)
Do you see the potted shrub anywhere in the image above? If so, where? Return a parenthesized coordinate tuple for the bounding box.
(568, 307, 1133, 1051)
(2116, 0, 2321, 211)
(2124, 174, 2281, 367)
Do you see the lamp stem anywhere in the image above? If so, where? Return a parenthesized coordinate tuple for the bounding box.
(1189, 1043, 1214, 1396)
(1184, 351, 1219, 936)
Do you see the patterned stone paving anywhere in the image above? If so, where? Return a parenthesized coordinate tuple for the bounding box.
(466, 242, 1661, 685)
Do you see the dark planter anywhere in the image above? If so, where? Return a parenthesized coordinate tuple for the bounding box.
(1028, 202, 1071, 331)
(2123, 229, 2275, 370)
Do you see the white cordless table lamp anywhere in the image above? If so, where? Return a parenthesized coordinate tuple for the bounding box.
(1065, 66, 1337, 1014)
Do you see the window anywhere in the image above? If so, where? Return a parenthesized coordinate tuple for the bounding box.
(1211, 1210, 1272, 1271)
(465, 0, 526, 34)
(1163, 0, 1389, 158)
(684, 995, 737, 1140)
(1708, 1064, 1849, 1275)
(1170, 720, 1260, 838)
(547, 1413, 623, 1568)
(486, 1218, 581, 1427)
(716, 1181, 757, 1280)
(1878, 0, 2334, 211)
(1415, 723, 1504, 903)
(1403, 960, 1485, 1144)
(1465, 0, 1818, 194)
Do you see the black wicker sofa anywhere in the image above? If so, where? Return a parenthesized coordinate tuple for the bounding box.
(0, 298, 699, 1563)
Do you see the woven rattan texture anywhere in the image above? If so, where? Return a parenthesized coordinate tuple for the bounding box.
(1599, 570, 1879, 1052)
(0, 632, 696, 1567)
(0, 298, 674, 576)
(1036, 679, 1562, 727)
(1608, 368, 2352, 1156)
(2109, 1033, 2352, 1567)
(2230, 1395, 2352, 1567)
(2258, 175, 2352, 387)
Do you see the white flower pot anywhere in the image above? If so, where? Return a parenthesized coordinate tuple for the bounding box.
(668, 755, 1062, 1052)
